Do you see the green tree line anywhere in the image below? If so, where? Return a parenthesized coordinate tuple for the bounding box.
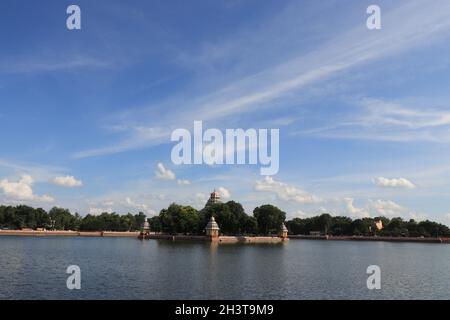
(2, 204, 449, 237)
(286, 213, 450, 237)
(0, 205, 145, 231)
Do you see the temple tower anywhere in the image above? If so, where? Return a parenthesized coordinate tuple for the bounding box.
(204, 189, 221, 208)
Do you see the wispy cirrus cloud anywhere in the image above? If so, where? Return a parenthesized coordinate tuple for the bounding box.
(177, 179, 191, 186)
(0, 55, 113, 74)
(0, 159, 65, 182)
(73, 126, 168, 159)
(74, 0, 450, 158)
(302, 97, 450, 142)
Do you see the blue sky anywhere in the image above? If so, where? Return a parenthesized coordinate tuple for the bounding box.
(1, 0, 450, 224)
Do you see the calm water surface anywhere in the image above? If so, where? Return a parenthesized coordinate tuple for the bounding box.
(0, 236, 449, 299)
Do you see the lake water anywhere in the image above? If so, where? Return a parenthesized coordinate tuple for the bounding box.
(0, 236, 449, 299)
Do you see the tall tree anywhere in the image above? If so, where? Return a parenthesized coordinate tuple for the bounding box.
(253, 204, 286, 235)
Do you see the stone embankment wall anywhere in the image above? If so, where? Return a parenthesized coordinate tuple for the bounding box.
(0, 230, 139, 237)
(217, 236, 286, 243)
(141, 234, 288, 243)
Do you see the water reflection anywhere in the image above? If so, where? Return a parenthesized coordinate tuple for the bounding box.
(1, 237, 450, 299)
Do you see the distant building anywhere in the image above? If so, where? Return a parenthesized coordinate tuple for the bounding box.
(204, 189, 222, 208)
(309, 231, 321, 236)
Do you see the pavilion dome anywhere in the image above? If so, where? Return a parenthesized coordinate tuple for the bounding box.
(205, 216, 220, 230)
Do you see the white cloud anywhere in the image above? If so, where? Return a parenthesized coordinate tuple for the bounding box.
(157, 194, 166, 200)
(343, 198, 370, 218)
(375, 177, 416, 189)
(0, 159, 66, 183)
(89, 207, 114, 215)
(40, 195, 55, 202)
(2, 55, 112, 74)
(53, 175, 83, 188)
(102, 200, 115, 207)
(368, 199, 405, 217)
(443, 213, 450, 224)
(177, 179, 191, 186)
(255, 176, 321, 204)
(368, 199, 427, 221)
(291, 209, 313, 219)
(154, 163, 191, 186)
(342, 198, 421, 220)
(74, 126, 168, 159)
(125, 197, 154, 214)
(360, 98, 450, 130)
(217, 186, 231, 199)
(0, 175, 54, 202)
(155, 163, 176, 180)
(85, 195, 155, 216)
(194, 192, 209, 209)
(196, 192, 208, 201)
(304, 98, 450, 143)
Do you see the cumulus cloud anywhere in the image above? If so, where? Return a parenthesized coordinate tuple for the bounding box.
(217, 187, 231, 199)
(368, 199, 405, 217)
(194, 192, 209, 208)
(0, 175, 54, 202)
(155, 163, 191, 186)
(125, 197, 154, 214)
(374, 177, 416, 189)
(291, 209, 313, 219)
(255, 176, 321, 204)
(155, 163, 176, 180)
(86, 196, 155, 216)
(53, 175, 83, 188)
(342, 197, 420, 220)
(344, 198, 370, 218)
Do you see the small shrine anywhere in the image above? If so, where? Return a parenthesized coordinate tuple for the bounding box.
(279, 223, 288, 239)
(205, 216, 220, 238)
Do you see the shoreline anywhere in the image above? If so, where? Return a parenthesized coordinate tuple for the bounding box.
(289, 235, 450, 244)
(140, 233, 288, 244)
(1, 230, 449, 244)
(0, 230, 139, 237)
